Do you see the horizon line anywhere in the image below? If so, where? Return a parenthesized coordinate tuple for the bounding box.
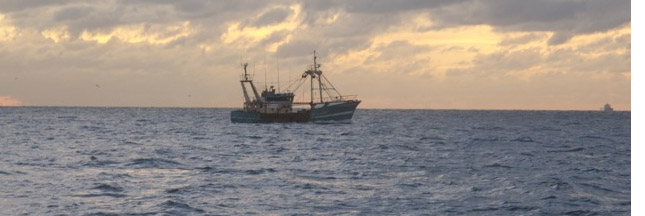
(0, 105, 631, 112)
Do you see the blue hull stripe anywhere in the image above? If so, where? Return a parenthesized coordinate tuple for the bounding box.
(313, 113, 354, 121)
(312, 110, 354, 119)
(230, 111, 261, 123)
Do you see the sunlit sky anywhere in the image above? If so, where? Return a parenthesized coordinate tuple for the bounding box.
(0, 0, 630, 110)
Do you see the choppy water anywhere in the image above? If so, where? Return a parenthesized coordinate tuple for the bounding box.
(0, 107, 630, 215)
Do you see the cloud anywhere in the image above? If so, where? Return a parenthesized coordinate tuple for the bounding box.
(547, 32, 574, 46)
(450, 48, 544, 77)
(429, 0, 630, 45)
(302, 0, 464, 13)
(448, 31, 630, 79)
(0, 14, 17, 41)
(498, 33, 546, 46)
(0, 0, 630, 109)
(368, 40, 434, 63)
(53, 6, 93, 21)
(79, 21, 194, 45)
(0, 96, 22, 106)
(575, 33, 630, 53)
(276, 39, 317, 58)
(251, 8, 291, 27)
(0, 0, 70, 13)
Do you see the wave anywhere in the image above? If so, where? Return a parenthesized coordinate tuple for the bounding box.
(511, 137, 538, 143)
(158, 200, 204, 213)
(83, 159, 120, 167)
(484, 163, 514, 169)
(92, 183, 124, 193)
(72, 193, 126, 198)
(548, 147, 585, 153)
(419, 136, 444, 141)
(471, 126, 505, 131)
(0, 170, 12, 175)
(83, 212, 120, 216)
(245, 168, 277, 175)
(125, 158, 184, 169)
(84, 212, 157, 216)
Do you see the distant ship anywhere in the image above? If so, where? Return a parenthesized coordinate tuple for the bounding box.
(602, 103, 614, 112)
(231, 51, 361, 123)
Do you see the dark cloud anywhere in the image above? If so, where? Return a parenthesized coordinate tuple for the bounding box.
(298, 0, 629, 50)
(121, 0, 275, 20)
(259, 31, 290, 46)
(342, 0, 462, 14)
(467, 47, 480, 53)
(576, 33, 630, 53)
(251, 8, 290, 27)
(429, 0, 630, 45)
(0, 0, 70, 13)
(3, 0, 275, 37)
(441, 46, 465, 53)
(53, 6, 93, 21)
(325, 37, 371, 55)
(547, 32, 574, 46)
(318, 13, 400, 38)
(276, 39, 317, 58)
(498, 33, 545, 46)
(271, 32, 371, 63)
(301, 0, 342, 11)
(432, 0, 578, 27)
(300, 0, 465, 41)
(302, 0, 464, 13)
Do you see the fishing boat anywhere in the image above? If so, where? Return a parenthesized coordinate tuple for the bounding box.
(231, 51, 361, 123)
(602, 103, 614, 112)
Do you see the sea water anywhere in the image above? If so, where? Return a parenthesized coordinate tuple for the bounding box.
(0, 107, 630, 215)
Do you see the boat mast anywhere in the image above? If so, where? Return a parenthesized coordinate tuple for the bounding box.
(305, 51, 325, 106)
(315, 51, 323, 103)
(240, 63, 251, 104)
(240, 63, 261, 102)
(310, 53, 314, 105)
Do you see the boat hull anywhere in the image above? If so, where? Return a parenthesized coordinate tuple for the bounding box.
(231, 100, 360, 123)
(230, 110, 261, 123)
(230, 110, 310, 123)
(310, 100, 361, 122)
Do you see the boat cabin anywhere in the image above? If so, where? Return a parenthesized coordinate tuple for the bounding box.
(259, 86, 295, 114)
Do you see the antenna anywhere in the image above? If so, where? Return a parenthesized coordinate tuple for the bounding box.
(287, 56, 291, 93)
(310, 51, 315, 105)
(263, 54, 267, 90)
(314, 50, 323, 103)
(277, 57, 281, 92)
(241, 62, 249, 81)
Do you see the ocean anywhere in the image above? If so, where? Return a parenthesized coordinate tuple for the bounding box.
(0, 107, 630, 215)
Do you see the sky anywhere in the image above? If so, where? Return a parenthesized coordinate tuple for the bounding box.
(0, 0, 631, 110)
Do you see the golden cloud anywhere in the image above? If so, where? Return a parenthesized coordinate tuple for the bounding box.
(80, 21, 194, 45)
(0, 14, 17, 41)
(41, 25, 71, 43)
(220, 4, 302, 51)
